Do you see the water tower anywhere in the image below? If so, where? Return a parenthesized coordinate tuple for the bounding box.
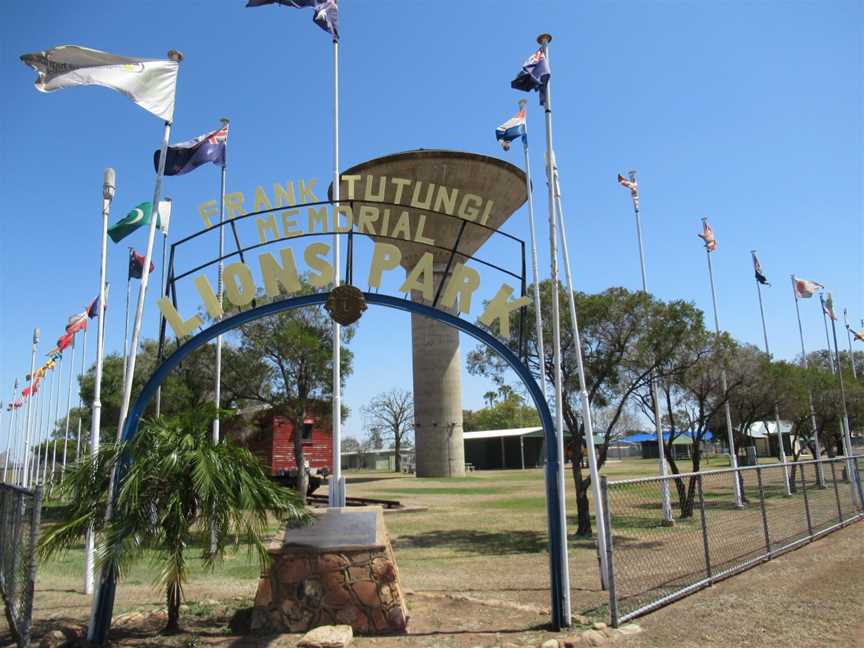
(334, 150, 527, 477)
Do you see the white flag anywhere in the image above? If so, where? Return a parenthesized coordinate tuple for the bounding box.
(20, 45, 179, 121)
(158, 199, 172, 235)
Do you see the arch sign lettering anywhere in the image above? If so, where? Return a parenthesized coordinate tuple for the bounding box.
(92, 150, 570, 637)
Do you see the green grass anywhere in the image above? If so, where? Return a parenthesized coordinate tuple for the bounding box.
(373, 486, 506, 496)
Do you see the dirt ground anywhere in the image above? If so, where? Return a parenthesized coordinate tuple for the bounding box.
(5, 464, 864, 647)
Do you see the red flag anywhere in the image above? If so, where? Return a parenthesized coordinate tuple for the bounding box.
(66, 310, 89, 334)
(57, 332, 74, 351)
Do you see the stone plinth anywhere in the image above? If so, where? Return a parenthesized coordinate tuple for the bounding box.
(251, 507, 408, 635)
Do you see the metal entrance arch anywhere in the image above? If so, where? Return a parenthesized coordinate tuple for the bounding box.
(90, 292, 569, 642)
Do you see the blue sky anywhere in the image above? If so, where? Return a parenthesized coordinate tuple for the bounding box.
(1, 1, 862, 443)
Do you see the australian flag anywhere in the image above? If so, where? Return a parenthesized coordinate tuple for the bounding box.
(246, 0, 339, 39)
(495, 108, 527, 151)
(154, 124, 228, 176)
(511, 48, 550, 106)
(129, 249, 155, 280)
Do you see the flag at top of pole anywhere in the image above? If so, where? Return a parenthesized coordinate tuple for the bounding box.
(246, 0, 339, 39)
(698, 219, 717, 251)
(20, 45, 179, 121)
(511, 48, 551, 106)
(128, 249, 156, 279)
(154, 124, 228, 176)
(793, 276, 824, 299)
(495, 106, 527, 151)
(108, 202, 170, 243)
(751, 251, 770, 285)
(617, 172, 639, 211)
(822, 292, 837, 321)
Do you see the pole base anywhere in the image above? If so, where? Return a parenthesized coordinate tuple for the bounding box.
(661, 519, 676, 528)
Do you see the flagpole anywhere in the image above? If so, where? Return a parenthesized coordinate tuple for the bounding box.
(49, 354, 65, 486)
(75, 326, 88, 461)
(538, 32, 571, 628)
(85, 168, 115, 595)
(214, 118, 229, 446)
(121, 262, 132, 383)
(91, 53, 182, 638)
(61, 335, 77, 481)
(35, 371, 51, 486)
(2, 384, 16, 482)
(517, 99, 548, 398)
(844, 312, 858, 379)
(550, 154, 610, 588)
(625, 170, 674, 524)
(791, 276, 824, 485)
(752, 253, 790, 496)
(820, 296, 836, 374)
(155, 209, 169, 418)
(702, 220, 743, 508)
(828, 309, 860, 506)
(329, 32, 345, 508)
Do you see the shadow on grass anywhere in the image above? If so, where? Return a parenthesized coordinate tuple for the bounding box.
(394, 529, 547, 554)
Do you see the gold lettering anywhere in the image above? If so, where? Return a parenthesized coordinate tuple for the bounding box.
(368, 243, 401, 288)
(193, 275, 224, 319)
(307, 206, 329, 233)
(414, 214, 435, 246)
(391, 177, 411, 204)
(479, 200, 494, 225)
(458, 193, 483, 221)
(223, 262, 257, 307)
(334, 205, 353, 233)
(479, 284, 530, 338)
(252, 185, 273, 212)
(257, 214, 280, 243)
(259, 248, 301, 297)
(400, 252, 434, 301)
(299, 178, 318, 203)
(391, 211, 411, 240)
(441, 263, 480, 314)
(410, 181, 435, 209)
(225, 192, 246, 219)
(341, 174, 361, 199)
(364, 175, 387, 201)
(280, 209, 302, 237)
(157, 297, 203, 339)
(274, 181, 296, 207)
(304, 242, 334, 287)
(357, 205, 379, 235)
(433, 185, 459, 216)
(198, 200, 218, 228)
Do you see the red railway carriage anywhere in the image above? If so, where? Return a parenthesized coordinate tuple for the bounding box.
(226, 405, 333, 493)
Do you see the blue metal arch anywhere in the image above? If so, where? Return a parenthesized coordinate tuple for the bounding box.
(91, 292, 567, 641)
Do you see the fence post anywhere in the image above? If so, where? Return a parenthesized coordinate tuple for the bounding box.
(696, 474, 712, 582)
(800, 462, 813, 538)
(755, 466, 771, 556)
(829, 460, 844, 524)
(19, 486, 42, 648)
(600, 476, 619, 627)
(853, 456, 864, 513)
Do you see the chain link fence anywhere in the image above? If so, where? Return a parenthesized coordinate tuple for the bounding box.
(0, 483, 43, 648)
(601, 455, 864, 626)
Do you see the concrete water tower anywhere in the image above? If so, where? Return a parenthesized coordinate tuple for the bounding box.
(334, 150, 527, 477)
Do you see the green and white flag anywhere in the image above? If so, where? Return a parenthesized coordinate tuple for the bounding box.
(108, 201, 169, 243)
(20, 45, 179, 121)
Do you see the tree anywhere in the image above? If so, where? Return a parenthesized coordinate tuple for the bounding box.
(40, 405, 307, 633)
(463, 390, 540, 432)
(341, 436, 361, 453)
(362, 389, 414, 472)
(469, 282, 703, 535)
(228, 299, 353, 499)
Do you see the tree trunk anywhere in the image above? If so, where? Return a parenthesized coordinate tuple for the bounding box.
(568, 433, 592, 536)
(293, 411, 308, 502)
(165, 582, 182, 634)
(394, 436, 401, 473)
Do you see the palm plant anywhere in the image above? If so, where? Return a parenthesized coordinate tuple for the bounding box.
(40, 405, 309, 633)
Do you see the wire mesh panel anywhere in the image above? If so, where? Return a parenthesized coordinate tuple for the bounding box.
(0, 483, 42, 648)
(604, 455, 864, 627)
